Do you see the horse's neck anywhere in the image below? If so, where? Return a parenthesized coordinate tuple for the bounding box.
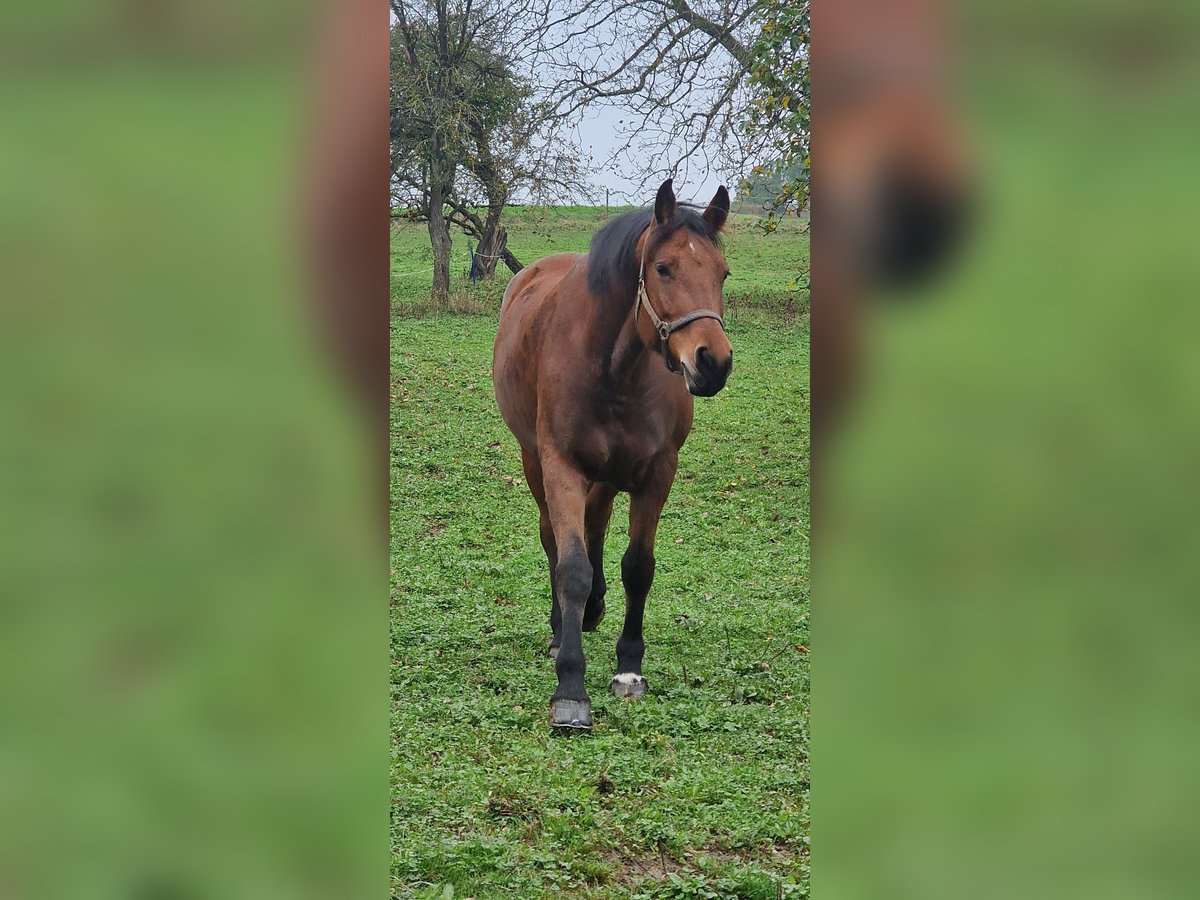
(601, 293, 655, 391)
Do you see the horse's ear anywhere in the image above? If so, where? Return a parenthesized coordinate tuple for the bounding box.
(703, 185, 731, 232)
(654, 178, 676, 224)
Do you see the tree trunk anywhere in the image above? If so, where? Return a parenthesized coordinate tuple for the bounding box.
(427, 184, 451, 306)
(474, 204, 507, 279)
(425, 130, 454, 306)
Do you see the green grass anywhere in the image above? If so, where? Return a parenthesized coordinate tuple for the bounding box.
(391, 208, 809, 898)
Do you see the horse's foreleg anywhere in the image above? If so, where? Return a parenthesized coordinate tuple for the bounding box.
(541, 507, 561, 655)
(612, 455, 676, 700)
(542, 455, 594, 730)
(583, 483, 616, 632)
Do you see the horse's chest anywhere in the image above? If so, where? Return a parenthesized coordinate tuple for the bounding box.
(608, 423, 663, 462)
(574, 401, 680, 488)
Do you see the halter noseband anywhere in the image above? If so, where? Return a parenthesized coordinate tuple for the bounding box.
(635, 219, 726, 375)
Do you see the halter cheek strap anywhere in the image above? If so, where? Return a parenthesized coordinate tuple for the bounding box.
(635, 221, 726, 375)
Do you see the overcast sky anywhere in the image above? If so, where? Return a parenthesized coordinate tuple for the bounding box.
(573, 105, 729, 207)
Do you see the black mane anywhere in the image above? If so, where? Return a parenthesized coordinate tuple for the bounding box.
(586, 204, 722, 299)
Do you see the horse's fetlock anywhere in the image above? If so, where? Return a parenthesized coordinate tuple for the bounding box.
(590, 574, 607, 602)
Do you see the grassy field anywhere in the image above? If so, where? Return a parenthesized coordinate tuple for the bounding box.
(391, 208, 809, 898)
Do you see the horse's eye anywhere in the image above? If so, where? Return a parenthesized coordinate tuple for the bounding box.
(655, 263, 670, 278)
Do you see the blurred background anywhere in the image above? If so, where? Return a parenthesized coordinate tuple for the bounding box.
(820, 0, 1200, 898)
(0, 1, 385, 897)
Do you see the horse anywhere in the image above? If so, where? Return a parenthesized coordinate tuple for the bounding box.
(492, 178, 734, 730)
(814, 0, 972, 433)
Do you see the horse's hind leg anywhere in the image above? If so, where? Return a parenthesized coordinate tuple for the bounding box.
(612, 456, 675, 700)
(521, 450, 560, 656)
(582, 483, 616, 632)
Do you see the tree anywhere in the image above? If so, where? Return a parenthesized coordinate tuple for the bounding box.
(740, 159, 808, 213)
(530, 0, 769, 193)
(436, 41, 587, 279)
(390, 0, 588, 298)
(390, 3, 459, 304)
(743, 1, 810, 222)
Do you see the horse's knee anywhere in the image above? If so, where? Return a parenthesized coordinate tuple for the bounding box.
(555, 543, 592, 608)
(621, 543, 655, 596)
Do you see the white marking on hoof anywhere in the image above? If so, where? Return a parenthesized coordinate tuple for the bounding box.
(610, 673, 648, 699)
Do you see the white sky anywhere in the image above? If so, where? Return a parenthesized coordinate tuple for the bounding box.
(573, 106, 729, 207)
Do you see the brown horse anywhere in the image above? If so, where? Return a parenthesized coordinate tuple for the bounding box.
(492, 179, 734, 730)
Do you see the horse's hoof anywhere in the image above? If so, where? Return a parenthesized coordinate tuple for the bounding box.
(550, 699, 592, 731)
(609, 673, 648, 700)
(582, 600, 605, 632)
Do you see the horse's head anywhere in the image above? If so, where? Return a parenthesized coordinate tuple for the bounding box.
(821, 1, 973, 287)
(639, 179, 734, 397)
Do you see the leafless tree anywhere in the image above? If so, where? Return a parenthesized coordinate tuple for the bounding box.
(518, 0, 768, 197)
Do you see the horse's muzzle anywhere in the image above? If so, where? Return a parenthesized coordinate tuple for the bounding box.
(683, 346, 732, 397)
(867, 170, 972, 287)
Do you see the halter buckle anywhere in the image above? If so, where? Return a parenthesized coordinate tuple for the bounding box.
(657, 321, 671, 342)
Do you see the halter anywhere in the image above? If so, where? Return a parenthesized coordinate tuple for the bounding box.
(635, 219, 726, 375)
